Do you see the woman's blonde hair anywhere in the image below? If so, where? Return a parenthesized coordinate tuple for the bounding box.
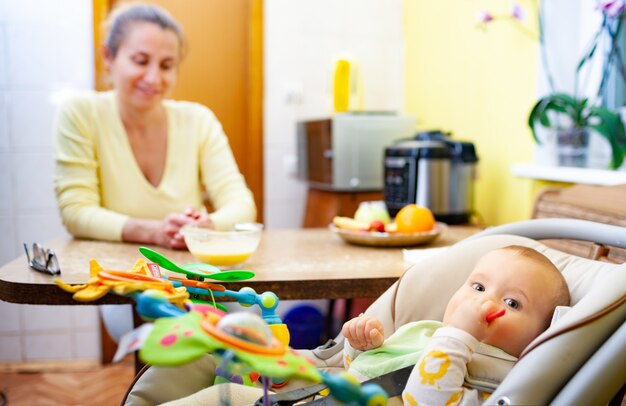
(103, 2, 186, 59)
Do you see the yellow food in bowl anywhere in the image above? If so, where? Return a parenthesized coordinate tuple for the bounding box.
(180, 223, 263, 268)
(191, 252, 254, 267)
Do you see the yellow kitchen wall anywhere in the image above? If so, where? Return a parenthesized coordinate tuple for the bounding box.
(403, 0, 539, 225)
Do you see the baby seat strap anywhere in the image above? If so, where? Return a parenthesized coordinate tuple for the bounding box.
(255, 365, 413, 406)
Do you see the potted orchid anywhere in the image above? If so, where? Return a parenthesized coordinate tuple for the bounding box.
(477, 1, 626, 168)
(528, 0, 626, 169)
(528, 93, 625, 168)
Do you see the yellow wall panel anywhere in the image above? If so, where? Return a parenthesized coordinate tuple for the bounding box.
(403, 0, 539, 225)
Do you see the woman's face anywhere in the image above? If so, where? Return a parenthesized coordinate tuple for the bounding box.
(105, 21, 180, 112)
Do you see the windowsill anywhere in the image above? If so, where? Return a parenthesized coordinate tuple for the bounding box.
(511, 163, 626, 185)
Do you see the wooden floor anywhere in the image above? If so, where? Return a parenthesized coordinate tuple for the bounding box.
(0, 358, 135, 406)
(1, 357, 623, 406)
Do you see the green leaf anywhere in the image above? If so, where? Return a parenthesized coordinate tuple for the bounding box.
(587, 106, 624, 169)
(527, 93, 583, 143)
(528, 100, 546, 143)
(617, 123, 626, 153)
(528, 92, 626, 168)
(589, 123, 624, 169)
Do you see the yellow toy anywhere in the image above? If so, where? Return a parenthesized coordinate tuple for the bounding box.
(54, 258, 188, 306)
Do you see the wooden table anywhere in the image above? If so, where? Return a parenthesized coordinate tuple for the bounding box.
(0, 227, 481, 305)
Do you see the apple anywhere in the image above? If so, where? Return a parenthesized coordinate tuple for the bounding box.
(369, 220, 386, 232)
(354, 201, 391, 225)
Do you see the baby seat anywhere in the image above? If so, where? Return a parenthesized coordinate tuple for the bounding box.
(123, 219, 626, 405)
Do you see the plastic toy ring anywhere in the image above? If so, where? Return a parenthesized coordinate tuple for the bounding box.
(169, 276, 226, 291)
(200, 318, 286, 356)
(99, 270, 172, 287)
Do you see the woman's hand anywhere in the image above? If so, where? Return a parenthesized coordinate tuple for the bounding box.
(121, 213, 192, 250)
(122, 207, 214, 249)
(184, 206, 214, 229)
(153, 213, 196, 249)
(155, 207, 214, 249)
(342, 315, 384, 351)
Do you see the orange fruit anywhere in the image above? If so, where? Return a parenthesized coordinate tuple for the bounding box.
(395, 204, 435, 233)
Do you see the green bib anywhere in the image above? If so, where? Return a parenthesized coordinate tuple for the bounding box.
(348, 320, 443, 379)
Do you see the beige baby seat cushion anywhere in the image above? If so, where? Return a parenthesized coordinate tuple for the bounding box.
(302, 233, 626, 403)
(124, 232, 626, 405)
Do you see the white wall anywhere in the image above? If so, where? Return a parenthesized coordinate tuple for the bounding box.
(0, 0, 100, 362)
(263, 0, 406, 229)
(538, 0, 601, 96)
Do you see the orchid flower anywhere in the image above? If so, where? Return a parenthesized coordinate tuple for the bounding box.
(476, 9, 494, 24)
(511, 2, 525, 22)
(598, 0, 626, 17)
(475, 3, 536, 40)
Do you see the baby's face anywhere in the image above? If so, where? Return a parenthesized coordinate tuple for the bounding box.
(443, 249, 558, 357)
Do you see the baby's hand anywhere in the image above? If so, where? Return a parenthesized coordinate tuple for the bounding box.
(342, 315, 384, 351)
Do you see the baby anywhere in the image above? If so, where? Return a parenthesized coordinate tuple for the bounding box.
(342, 245, 570, 405)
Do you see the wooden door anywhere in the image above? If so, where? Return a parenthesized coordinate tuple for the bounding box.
(93, 0, 264, 221)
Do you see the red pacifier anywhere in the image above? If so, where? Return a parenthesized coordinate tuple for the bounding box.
(486, 308, 506, 324)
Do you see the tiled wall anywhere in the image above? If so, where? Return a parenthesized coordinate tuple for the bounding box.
(0, 0, 100, 362)
(263, 0, 405, 229)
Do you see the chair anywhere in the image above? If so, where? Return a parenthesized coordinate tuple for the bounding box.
(295, 219, 626, 405)
(531, 184, 626, 263)
(123, 219, 626, 405)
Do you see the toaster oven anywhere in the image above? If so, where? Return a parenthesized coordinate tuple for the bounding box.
(297, 113, 416, 191)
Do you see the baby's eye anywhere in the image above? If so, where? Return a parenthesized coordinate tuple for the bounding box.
(504, 298, 519, 309)
(471, 282, 485, 292)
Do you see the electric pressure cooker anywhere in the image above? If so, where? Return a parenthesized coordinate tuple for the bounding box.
(383, 131, 478, 224)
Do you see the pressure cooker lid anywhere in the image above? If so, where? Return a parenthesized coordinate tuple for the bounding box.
(388, 140, 451, 159)
(413, 129, 479, 163)
(445, 141, 479, 163)
(413, 130, 450, 141)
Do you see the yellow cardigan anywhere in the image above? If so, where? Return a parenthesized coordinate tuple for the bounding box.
(53, 91, 256, 241)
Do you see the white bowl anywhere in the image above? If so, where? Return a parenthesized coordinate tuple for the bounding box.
(180, 223, 263, 268)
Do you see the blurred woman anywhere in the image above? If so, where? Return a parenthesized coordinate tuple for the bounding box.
(54, 2, 256, 250)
